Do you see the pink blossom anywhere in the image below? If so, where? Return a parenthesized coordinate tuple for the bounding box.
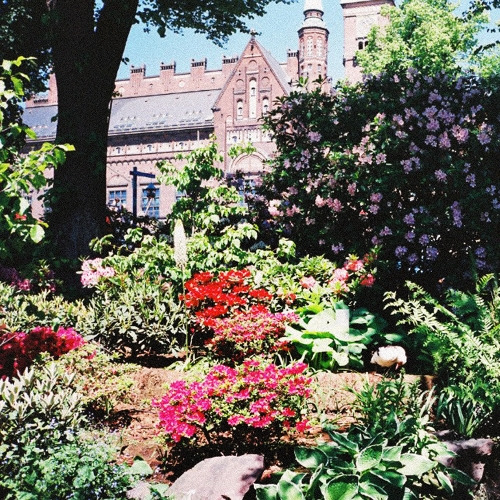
(300, 276, 317, 289)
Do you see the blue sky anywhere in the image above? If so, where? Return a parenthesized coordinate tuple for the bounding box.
(118, 1, 345, 82)
(118, 0, 499, 83)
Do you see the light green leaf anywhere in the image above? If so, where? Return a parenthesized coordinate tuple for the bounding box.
(398, 454, 436, 476)
(295, 447, 328, 469)
(277, 478, 305, 500)
(29, 224, 45, 243)
(322, 476, 359, 500)
(356, 445, 382, 472)
(254, 484, 278, 500)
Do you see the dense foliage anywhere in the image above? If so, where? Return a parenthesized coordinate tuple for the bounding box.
(254, 70, 500, 293)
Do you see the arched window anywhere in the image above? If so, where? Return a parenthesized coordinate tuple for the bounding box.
(237, 100, 243, 119)
(307, 37, 313, 56)
(317, 38, 323, 57)
(262, 97, 269, 115)
(249, 79, 257, 118)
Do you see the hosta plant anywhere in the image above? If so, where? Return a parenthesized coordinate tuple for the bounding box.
(284, 304, 388, 371)
(254, 428, 473, 499)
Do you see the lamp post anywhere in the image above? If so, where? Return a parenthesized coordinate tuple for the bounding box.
(129, 166, 155, 222)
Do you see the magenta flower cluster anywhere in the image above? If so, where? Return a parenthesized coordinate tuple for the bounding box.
(0, 326, 85, 378)
(153, 359, 312, 445)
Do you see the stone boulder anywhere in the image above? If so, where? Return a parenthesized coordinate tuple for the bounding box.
(166, 454, 265, 500)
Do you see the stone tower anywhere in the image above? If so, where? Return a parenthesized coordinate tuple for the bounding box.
(341, 0, 395, 83)
(298, 0, 329, 86)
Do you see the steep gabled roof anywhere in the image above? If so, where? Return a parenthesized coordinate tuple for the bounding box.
(213, 36, 292, 110)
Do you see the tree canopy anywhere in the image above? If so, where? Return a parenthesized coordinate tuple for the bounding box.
(356, 0, 488, 76)
(0, 0, 295, 284)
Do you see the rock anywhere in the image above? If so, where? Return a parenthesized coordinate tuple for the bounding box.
(440, 437, 495, 483)
(166, 454, 265, 500)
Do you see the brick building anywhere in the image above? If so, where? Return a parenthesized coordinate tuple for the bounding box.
(24, 0, 392, 219)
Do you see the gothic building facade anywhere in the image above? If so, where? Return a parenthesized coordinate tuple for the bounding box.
(24, 0, 392, 219)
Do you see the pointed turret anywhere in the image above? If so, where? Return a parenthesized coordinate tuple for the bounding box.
(298, 0, 329, 86)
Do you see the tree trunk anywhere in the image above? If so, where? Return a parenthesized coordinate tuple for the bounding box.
(47, 0, 138, 270)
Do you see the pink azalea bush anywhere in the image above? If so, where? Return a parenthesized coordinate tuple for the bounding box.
(204, 308, 298, 364)
(153, 359, 313, 448)
(0, 326, 86, 378)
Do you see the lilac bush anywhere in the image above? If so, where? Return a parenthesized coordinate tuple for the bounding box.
(254, 71, 500, 292)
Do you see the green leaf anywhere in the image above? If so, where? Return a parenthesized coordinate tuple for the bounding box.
(277, 478, 305, 500)
(321, 476, 359, 500)
(356, 445, 382, 472)
(381, 445, 403, 462)
(295, 447, 328, 469)
(398, 454, 436, 476)
(435, 470, 453, 495)
(29, 224, 45, 243)
(128, 457, 153, 476)
(447, 467, 476, 486)
(371, 470, 406, 488)
(254, 484, 278, 500)
(327, 432, 359, 453)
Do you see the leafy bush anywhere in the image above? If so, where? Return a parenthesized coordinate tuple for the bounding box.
(154, 359, 313, 453)
(54, 343, 136, 416)
(254, 70, 500, 293)
(255, 375, 475, 499)
(0, 363, 86, 471)
(0, 282, 88, 333)
(0, 58, 73, 263)
(0, 434, 139, 500)
(385, 274, 500, 435)
(204, 309, 298, 365)
(284, 304, 388, 371)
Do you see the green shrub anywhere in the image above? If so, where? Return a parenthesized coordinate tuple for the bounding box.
(0, 433, 142, 499)
(384, 274, 500, 435)
(0, 363, 86, 472)
(255, 375, 475, 499)
(0, 282, 89, 333)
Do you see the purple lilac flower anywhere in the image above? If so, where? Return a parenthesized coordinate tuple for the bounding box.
(331, 243, 344, 254)
(466, 174, 476, 188)
(486, 185, 496, 195)
(438, 132, 451, 149)
(435, 169, 447, 182)
(308, 131, 322, 142)
(347, 183, 357, 196)
(375, 153, 386, 164)
(369, 204, 380, 214)
(403, 213, 415, 225)
(426, 246, 439, 260)
(408, 253, 418, 265)
(379, 226, 393, 236)
(451, 201, 462, 227)
(370, 192, 383, 203)
(395, 246, 408, 258)
(419, 234, 430, 245)
(493, 199, 500, 210)
(451, 125, 469, 143)
(427, 119, 440, 132)
(405, 231, 415, 241)
(475, 247, 487, 259)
